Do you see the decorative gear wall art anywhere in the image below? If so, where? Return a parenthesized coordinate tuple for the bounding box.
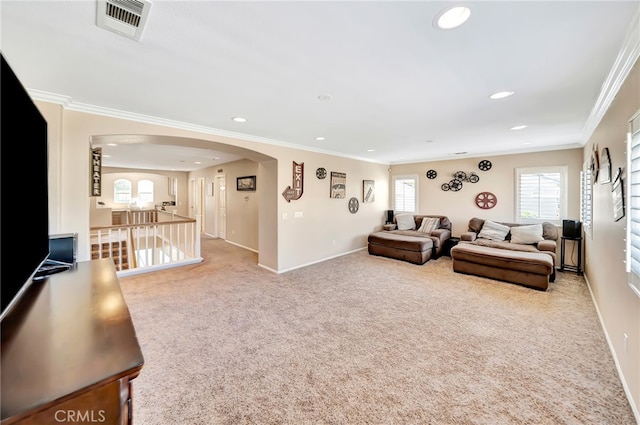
(440, 171, 479, 191)
(475, 192, 497, 209)
(478, 160, 492, 171)
(426, 169, 437, 179)
(316, 167, 327, 179)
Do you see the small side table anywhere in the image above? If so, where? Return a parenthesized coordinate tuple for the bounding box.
(443, 237, 460, 257)
(560, 236, 583, 275)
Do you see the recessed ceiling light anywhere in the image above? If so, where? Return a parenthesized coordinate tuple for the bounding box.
(317, 94, 332, 101)
(367, 149, 375, 152)
(232, 117, 247, 123)
(511, 125, 528, 130)
(194, 161, 202, 165)
(522, 141, 532, 146)
(106, 143, 118, 146)
(102, 154, 111, 158)
(434, 5, 471, 30)
(489, 91, 514, 100)
(315, 136, 325, 141)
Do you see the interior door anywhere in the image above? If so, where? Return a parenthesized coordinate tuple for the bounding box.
(215, 175, 226, 239)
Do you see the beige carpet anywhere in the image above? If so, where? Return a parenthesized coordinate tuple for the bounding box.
(120, 237, 636, 425)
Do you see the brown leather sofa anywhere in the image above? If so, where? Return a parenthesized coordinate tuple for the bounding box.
(451, 217, 558, 290)
(367, 215, 452, 264)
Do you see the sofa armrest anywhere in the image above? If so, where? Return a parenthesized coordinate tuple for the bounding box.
(460, 232, 477, 242)
(537, 240, 557, 252)
(383, 223, 397, 231)
(430, 228, 451, 246)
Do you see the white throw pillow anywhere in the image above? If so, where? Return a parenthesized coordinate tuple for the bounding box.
(510, 224, 544, 244)
(418, 217, 440, 233)
(395, 213, 416, 230)
(477, 220, 510, 241)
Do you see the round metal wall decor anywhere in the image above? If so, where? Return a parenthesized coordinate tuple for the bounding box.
(468, 172, 480, 183)
(426, 169, 437, 179)
(348, 197, 359, 213)
(454, 171, 467, 180)
(478, 160, 492, 171)
(442, 179, 463, 191)
(316, 167, 327, 179)
(475, 192, 497, 209)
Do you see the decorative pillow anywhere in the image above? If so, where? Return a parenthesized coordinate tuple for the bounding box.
(510, 224, 544, 245)
(418, 217, 440, 233)
(477, 220, 510, 241)
(396, 213, 416, 230)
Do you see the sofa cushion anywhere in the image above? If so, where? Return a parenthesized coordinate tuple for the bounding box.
(396, 213, 415, 230)
(477, 220, 510, 241)
(510, 224, 544, 244)
(418, 217, 440, 233)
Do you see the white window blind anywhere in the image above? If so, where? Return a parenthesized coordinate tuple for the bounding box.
(580, 167, 592, 236)
(114, 179, 132, 203)
(138, 179, 154, 203)
(393, 175, 417, 213)
(627, 112, 640, 297)
(515, 166, 567, 223)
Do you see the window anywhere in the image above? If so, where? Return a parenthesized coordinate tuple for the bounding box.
(626, 112, 640, 297)
(580, 166, 592, 236)
(393, 175, 418, 213)
(114, 179, 132, 203)
(515, 166, 567, 224)
(138, 179, 154, 203)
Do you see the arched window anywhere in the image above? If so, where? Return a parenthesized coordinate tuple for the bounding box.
(138, 179, 154, 203)
(114, 179, 132, 203)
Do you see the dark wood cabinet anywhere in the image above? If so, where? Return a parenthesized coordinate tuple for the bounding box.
(1, 259, 144, 425)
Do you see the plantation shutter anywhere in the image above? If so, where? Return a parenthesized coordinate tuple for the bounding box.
(393, 176, 417, 213)
(517, 168, 563, 221)
(628, 113, 640, 296)
(580, 168, 592, 234)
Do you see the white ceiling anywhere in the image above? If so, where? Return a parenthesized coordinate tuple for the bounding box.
(1, 1, 639, 171)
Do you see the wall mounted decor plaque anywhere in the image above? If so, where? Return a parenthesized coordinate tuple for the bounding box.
(90, 147, 102, 197)
(282, 161, 304, 202)
(363, 180, 375, 203)
(330, 172, 346, 198)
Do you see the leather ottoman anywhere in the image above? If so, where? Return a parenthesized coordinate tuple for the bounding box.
(367, 232, 433, 265)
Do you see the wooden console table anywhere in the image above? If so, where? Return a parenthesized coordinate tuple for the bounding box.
(1, 259, 144, 425)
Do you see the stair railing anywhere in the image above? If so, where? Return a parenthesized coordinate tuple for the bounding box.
(90, 211, 202, 275)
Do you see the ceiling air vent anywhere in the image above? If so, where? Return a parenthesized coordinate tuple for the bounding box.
(96, 0, 151, 41)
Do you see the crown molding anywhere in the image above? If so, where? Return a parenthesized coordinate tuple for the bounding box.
(27, 89, 388, 166)
(581, 4, 640, 145)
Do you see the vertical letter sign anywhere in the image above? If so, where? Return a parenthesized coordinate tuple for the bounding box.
(282, 161, 304, 202)
(91, 147, 102, 197)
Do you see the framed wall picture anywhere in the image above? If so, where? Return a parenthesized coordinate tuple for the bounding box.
(612, 167, 625, 221)
(363, 180, 375, 203)
(237, 175, 256, 191)
(330, 172, 346, 198)
(599, 147, 611, 184)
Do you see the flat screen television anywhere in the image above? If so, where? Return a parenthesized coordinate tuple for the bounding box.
(0, 54, 51, 320)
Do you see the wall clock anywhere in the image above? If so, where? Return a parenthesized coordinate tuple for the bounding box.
(426, 169, 437, 179)
(316, 167, 327, 179)
(475, 192, 497, 209)
(348, 197, 359, 213)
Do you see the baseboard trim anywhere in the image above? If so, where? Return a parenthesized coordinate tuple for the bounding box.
(262, 247, 367, 274)
(583, 272, 640, 423)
